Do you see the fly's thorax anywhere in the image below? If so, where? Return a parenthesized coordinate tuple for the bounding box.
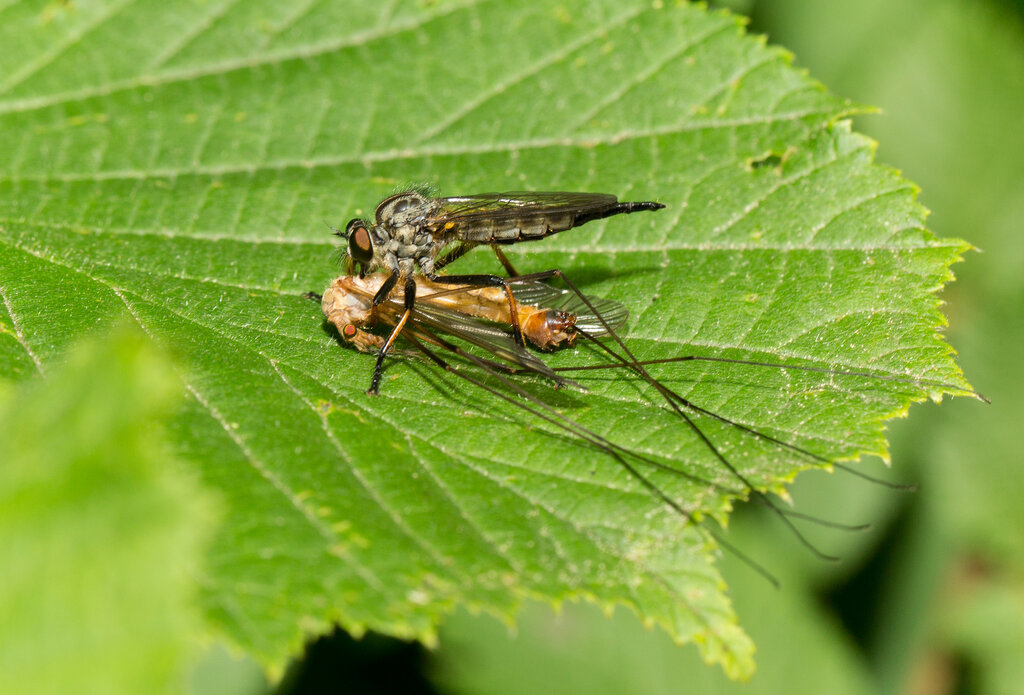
(372, 191, 445, 274)
(374, 190, 438, 228)
(377, 221, 444, 274)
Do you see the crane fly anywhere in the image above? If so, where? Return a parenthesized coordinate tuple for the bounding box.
(310, 269, 983, 583)
(340, 189, 664, 393)
(319, 271, 629, 389)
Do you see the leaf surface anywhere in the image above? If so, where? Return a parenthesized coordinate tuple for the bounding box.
(0, 0, 972, 678)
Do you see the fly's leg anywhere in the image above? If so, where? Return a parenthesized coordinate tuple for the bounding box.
(397, 327, 780, 587)
(491, 246, 520, 277)
(368, 277, 417, 395)
(433, 242, 521, 277)
(302, 291, 323, 301)
(504, 266, 846, 561)
(433, 241, 477, 273)
(425, 271, 527, 348)
(371, 272, 400, 306)
(432, 245, 521, 336)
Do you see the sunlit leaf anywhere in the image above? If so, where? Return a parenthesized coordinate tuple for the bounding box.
(0, 0, 973, 679)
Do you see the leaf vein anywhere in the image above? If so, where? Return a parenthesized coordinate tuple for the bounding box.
(0, 277, 45, 375)
(0, 0, 136, 96)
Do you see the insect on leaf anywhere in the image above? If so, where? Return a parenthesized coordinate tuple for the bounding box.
(0, 0, 976, 680)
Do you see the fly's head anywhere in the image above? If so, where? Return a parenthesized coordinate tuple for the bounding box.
(341, 218, 382, 277)
(320, 276, 382, 354)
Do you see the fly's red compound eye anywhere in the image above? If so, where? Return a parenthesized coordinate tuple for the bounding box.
(345, 219, 374, 266)
(342, 324, 358, 340)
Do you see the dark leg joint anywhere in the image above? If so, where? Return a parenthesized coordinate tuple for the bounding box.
(372, 272, 400, 307)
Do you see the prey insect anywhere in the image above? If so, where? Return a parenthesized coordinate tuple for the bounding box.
(310, 271, 982, 583)
(340, 189, 664, 393)
(318, 270, 629, 389)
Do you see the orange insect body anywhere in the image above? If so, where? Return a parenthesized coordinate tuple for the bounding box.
(321, 274, 579, 352)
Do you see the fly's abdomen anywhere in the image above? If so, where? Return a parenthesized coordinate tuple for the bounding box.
(520, 308, 577, 349)
(458, 213, 576, 243)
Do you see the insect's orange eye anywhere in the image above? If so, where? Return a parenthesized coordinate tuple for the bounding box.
(342, 324, 357, 339)
(345, 219, 374, 265)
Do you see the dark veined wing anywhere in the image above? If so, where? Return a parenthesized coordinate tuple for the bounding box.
(507, 277, 629, 336)
(430, 192, 618, 224)
(427, 192, 663, 245)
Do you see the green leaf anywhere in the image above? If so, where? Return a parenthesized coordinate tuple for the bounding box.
(0, 328, 214, 695)
(0, 0, 974, 679)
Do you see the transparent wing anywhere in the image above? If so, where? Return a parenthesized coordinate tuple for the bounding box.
(429, 192, 619, 224)
(507, 278, 629, 336)
(374, 292, 575, 386)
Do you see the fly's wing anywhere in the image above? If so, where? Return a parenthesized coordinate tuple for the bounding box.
(413, 304, 576, 387)
(428, 192, 624, 244)
(433, 192, 619, 221)
(399, 297, 579, 388)
(508, 278, 629, 336)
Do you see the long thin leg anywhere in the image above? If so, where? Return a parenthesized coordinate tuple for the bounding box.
(491, 246, 520, 277)
(507, 267, 843, 561)
(426, 271, 527, 348)
(406, 322, 868, 534)
(368, 277, 417, 395)
(371, 272, 400, 307)
(399, 328, 781, 587)
(433, 241, 477, 273)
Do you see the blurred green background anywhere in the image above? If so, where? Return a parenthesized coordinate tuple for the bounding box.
(225, 1, 1020, 694)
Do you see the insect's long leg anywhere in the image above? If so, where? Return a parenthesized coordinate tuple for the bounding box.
(426, 271, 527, 348)
(371, 272, 400, 307)
(552, 329, 975, 493)
(433, 241, 477, 273)
(491, 246, 520, 277)
(512, 334, 914, 496)
(517, 268, 844, 561)
(399, 328, 782, 588)
(554, 353, 987, 402)
(406, 322, 872, 533)
(368, 277, 417, 395)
